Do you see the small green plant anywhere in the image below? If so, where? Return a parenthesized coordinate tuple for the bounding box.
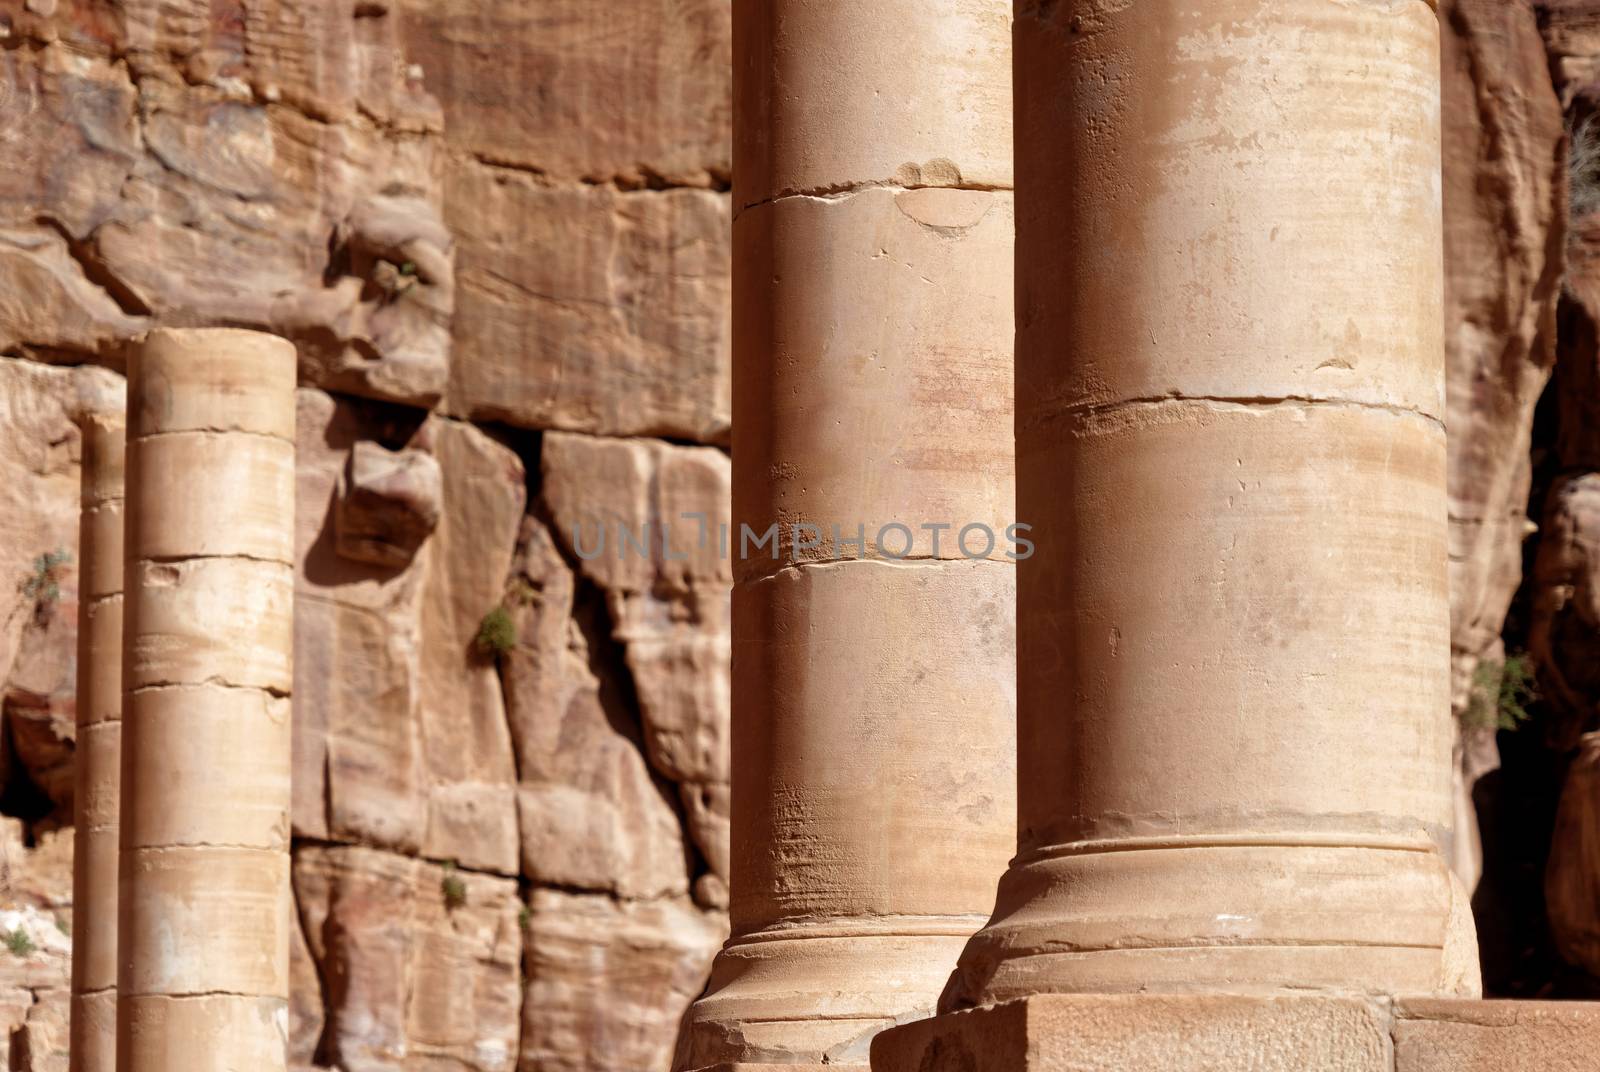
(518, 905, 532, 930)
(1464, 653, 1540, 732)
(4, 928, 35, 958)
(474, 605, 516, 658)
(54, 916, 69, 937)
(21, 549, 71, 614)
(394, 260, 419, 298)
(441, 862, 467, 910)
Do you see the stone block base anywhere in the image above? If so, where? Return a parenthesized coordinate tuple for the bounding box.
(871, 995, 1600, 1072)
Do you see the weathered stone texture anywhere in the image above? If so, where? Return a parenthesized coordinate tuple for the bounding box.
(0, 0, 726, 1069)
(502, 518, 692, 901)
(874, 995, 1600, 1072)
(1548, 732, 1600, 975)
(416, 417, 524, 875)
(1442, 0, 1565, 674)
(520, 888, 723, 1072)
(445, 165, 731, 442)
(395, 0, 730, 187)
(293, 844, 522, 1072)
(1438, 0, 1568, 913)
(0, 905, 72, 1072)
(292, 388, 430, 853)
(540, 433, 732, 899)
(392, 0, 733, 442)
(1393, 998, 1600, 1072)
(1, 1, 452, 405)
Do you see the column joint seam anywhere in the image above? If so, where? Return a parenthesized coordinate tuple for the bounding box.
(1021, 393, 1446, 435)
(736, 180, 1014, 218)
(736, 553, 1016, 588)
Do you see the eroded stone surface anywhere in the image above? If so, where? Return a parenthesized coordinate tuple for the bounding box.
(1440, 0, 1567, 892)
(521, 888, 723, 1072)
(0, 4, 450, 405)
(417, 418, 524, 875)
(502, 518, 691, 900)
(396, 0, 729, 187)
(294, 844, 521, 1072)
(446, 166, 731, 442)
(541, 433, 731, 894)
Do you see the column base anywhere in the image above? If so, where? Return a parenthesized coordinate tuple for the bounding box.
(680, 927, 974, 1068)
(871, 995, 1600, 1072)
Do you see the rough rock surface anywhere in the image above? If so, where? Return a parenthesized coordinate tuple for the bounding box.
(400, 0, 732, 441)
(0, 904, 72, 1072)
(501, 518, 692, 901)
(1439, 0, 1568, 896)
(294, 844, 522, 1072)
(444, 165, 731, 443)
(0, 1, 732, 1069)
(540, 433, 733, 903)
(1442, 0, 1565, 677)
(520, 888, 723, 1072)
(1446, 0, 1600, 1001)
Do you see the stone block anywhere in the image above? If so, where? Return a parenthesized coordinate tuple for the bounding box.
(873, 994, 1395, 1072)
(1392, 999, 1600, 1072)
(873, 995, 1600, 1072)
(446, 163, 730, 442)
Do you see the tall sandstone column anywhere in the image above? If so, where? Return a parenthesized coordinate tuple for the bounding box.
(118, 329, 297, 1071)
(679, 2, 1017, 1067)
(70, 415, 125, 1072)
(938, 0, 1477, 1006)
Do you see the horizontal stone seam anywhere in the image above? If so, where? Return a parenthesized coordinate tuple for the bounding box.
(1010, 937, 1445, 955)
(127, 679, 290, 700)
(82, 591, 123, 609)
(75, 986, 117, 997)
(125, 841, 289, 853)
(1021, 393, 1446, 434)
(1014, 833, 1439, 864)
(724, 1013, 922, 1025)
(530, 420, 730, 454)
(736, 553, 1016, 587)
(119, 990, 288, 1002)
(130, 427, 293, 446)
(293, 833, 535, 883)
(737, 179, 1013, 218)
(465, 150, 731, 193)
(734, 912, 992, 933)
(132, 551, 295, 568)
(1018, 0, 1436, 18)
(730, 927, 992, 946)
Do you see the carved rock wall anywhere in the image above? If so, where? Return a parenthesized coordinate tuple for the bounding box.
(1444, 0, 1600, 1001)
(0, 1, 730, 1069)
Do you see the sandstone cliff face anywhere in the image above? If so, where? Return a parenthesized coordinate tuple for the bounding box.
(0, 1, 730, 1069)
(1444, 0, 1600, 1000)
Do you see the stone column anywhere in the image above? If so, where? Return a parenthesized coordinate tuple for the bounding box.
(940, 0, 1475, 1007)
(70, 414, 124, 1072)
(118, 329, 297, 1071)
(678, 2, 1016, 1067)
